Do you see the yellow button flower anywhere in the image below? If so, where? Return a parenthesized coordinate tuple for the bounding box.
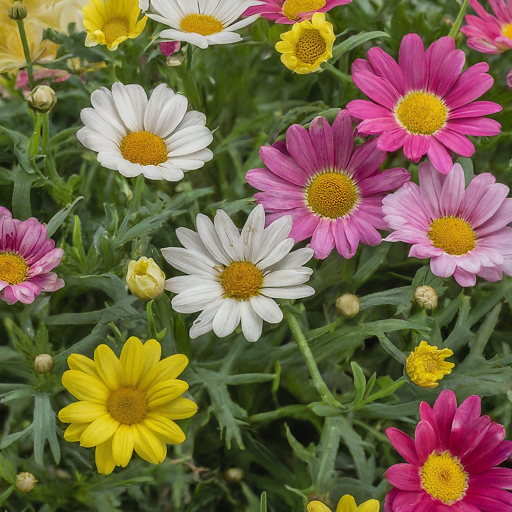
(275, 12, 335, 74)
(58, 337, 198, 475)
(406, 341, 455, 388)
(308, 494, 380, 512)
(126, 257, 166, 301)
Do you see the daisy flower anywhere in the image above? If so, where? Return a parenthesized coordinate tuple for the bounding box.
(58, 337, 197, 475)
(142, 0, 263, 50)
(346, 34, 502, 174)
(0, 207, 64, 305)
(406, 341, 454, 389)
(383, 161, 512, 287)
(161, 204, 315, 342)
(461, 0, 512, 54)
(246, 110, 410, 260)
(385, 390, 512, 512)
(308, 494, 380, 512)
(77, 82, 213, 182)
(275, 12, 335, 74)
(243, 0, 351, 24)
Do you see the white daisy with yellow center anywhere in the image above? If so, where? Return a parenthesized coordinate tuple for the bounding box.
(77, 82, 213, 181)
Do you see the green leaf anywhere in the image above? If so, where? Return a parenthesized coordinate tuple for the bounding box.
(351, 362, 367, 406)
(0, 453, 16, 484)
(33, 392, 61, 467)
(0, 424, 34, 449)
(260, 491, 268, 512)
(12, 166, 35, 220)
(46, 196, 84, 237)
(0, 485, 14, 506)
(376, 333, 407, 364)
(331, 31, 390, 64)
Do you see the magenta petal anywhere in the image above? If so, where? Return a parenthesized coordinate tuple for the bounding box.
(309, 116, 335, 171)
(352, 70, 401, 110)
(448, 395, 482, 456)
(449, 101, 503, 118)
(358, 167, 410, 195)
(444, 72, 494, 110)
(467, 182, 509, 228)
(385, 464, 422, 491)
(358, 117, 400, 135)
(419, 402, 442, 450)
(439, 163, 465, 216)
(286, 124, 321, 177)
(332, 110, 355, 170)
(367, 46, 406, 95)
(377, 129, 408, 152)
(464, 490, 512, 512)
(333, 217, 359, 258)
(348, 138, 386, 180)
(429, 49, 466, 98)
(427, 137, 453, 174)
(259, 145, 309, 186)
(310, 220, 335, 259)
(391, 490, 424, 512)
(432, 390, 457, 452)
(246, 168, 303, 193)
(469, 468, 512, 490)
(403, 135, 429, 162)
(289, 213, 320, 243)
(434, 129, 475, 158)
(352, 58, 374, 74)
(415, 420, 436, 463)
(386, 427, 421, 465)
(399, 33, 427, 91)
(385, 488, 400, 512)
(346, 99, 393, 120)
(426, 35, 455, 88)
(464, 439, 512, 474)
(447, 118, 501, 136)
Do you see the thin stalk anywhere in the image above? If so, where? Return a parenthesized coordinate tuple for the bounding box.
(16, 20, 35, 89)
(28, 113, 42, 156)
(449, 0, 470, 39)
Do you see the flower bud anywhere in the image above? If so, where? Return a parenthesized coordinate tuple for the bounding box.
(507, 69, 512, 91)
(335, 294, 360, 317)
(8, 1, 27, 20)
(225, 468, 244, 484)
(27, 85, 57, 113)
(160, 41, 181, 57)
(34, 354, 54, 374)
(413, 285, 438, 310)
(167, 54, 185, 67)
(16, 472, 37, 493)
(126, 257, 166, 301)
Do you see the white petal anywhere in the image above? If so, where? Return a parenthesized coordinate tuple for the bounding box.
(159, 29, 209, 49)
(212, 299, 241, 338)
(241, 301, 263, 342)
(97, 151, 125, 171)
(268, 248, 314, 272)
(166, 275, 218, 293)
(80, 108, 123, 143)
(155, 94, 189, 139)
(144, 83, 174, 134)
(77, 127, 119, 152)
(190, 298, 224, 339)
(256, 239, 294, 270)
(171, 284, 224, 313)
(117, 160, 144, 178)
(111, 83, 148, 133)
(141, 165, 165, 180)
(260, 285, 315, 299)
(196, 214, 231, 266)
(159, 162, 184, 182)
(175, 227, 210, 255)
(161, 247, 219, 277)
(206, 31, 242, 46)
(214, 209, 244, 261)
(167, 148, 213, 170)
(241, 204, 265, 262)
(263, 269, 313, 288)
(250, 295, 283, 324)
(253, 215, 293, 263)
(223, 14, 260, 31)
(177, 111, 207, 130)
(167, 126, 213, 157)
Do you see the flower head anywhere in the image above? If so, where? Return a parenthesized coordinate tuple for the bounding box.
(385, 390, 512, 512)
(308, 494, 379, 512)
(406, 341, 454, 388)
(58, 337, 197, 475)
(161, 204, 315, 342)
(246, 110, 410, 260)
(15, 472, 37, 493)
(0, 207, 64, 305)
(413, 285, 438, 310)
(383, 161, 512, 287)
(77, 82, 213, 181)
(346, 34, 502, 174)
(461, 0, 512, 54)
(244, 0, 351, 24)
(142, 0, 262, 49)
(83, 0, 147, 51)
(275, 12, 335, 73)
(126, 257, 166, 301)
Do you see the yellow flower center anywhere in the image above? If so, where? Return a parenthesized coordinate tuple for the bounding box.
(0, 252, 29, 285)
(421, 451, 468, 504)
(428, 217, 476, 256)
(282, 0, 326, 20)
(120, 131, 168, 167)
(102, 19, 130, 46)
(221, 261, 264, 300)
(502, 23, 512, 40)
(295, 29, 327, 64)
(306, 172, 358, 218)
(395, 91, 448, 135)
(180, 14, 224, 36)
(107, 387, 147, 425)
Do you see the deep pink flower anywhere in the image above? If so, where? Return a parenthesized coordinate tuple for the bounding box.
(461, 0, 512, 54)
(0, 207, 64, 305)
(160, 41, 181, 57)
(244, 0, 351, 24)
(383, 161, 512, 287)
(385, 390, 512, 512)
(246, 110, 410, 260)
(346, 34, 502, 174)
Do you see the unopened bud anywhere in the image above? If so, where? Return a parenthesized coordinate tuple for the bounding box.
(507, 69, 512, 91)
(34, 354, 54, 374)
(27, 85, 57, 113)
(16, 472, 37, 493)
(8, 1, 27, 20)
(167, 54, 185, 67)
(126, 257, 166, 301)
(225, 468, 244, 484)
(335, 294, 360, 317)
(414, 285, 438, 310)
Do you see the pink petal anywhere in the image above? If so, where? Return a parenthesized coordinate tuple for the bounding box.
(286, 125, 320, 177)
(346, 99, 393, 120)
(246, 168, 303, 193)
(430, 49, 466, 98)
(377, 129, 408, 152)
(439, 163, 465, 216)
(447, 118, 501, 136)
(310, 220, 335, 259)
(426, 36, 455, 89)
(399, 33, 427, 91)
(386, 427, 421, 465)
(289, 213, 320, 242)
(444, 72, 494, 110)
(348, 138, 386, 180)
(352, 71, 401, 110)
(453, 267, 478, 287)
(475, 198, 512, 236)
(333, 217, 360, 258)
(367, 46, 406, 95)
(430, 253, 457, 277)
(259, 145, 309, 186)
(358, 167, 410, 195)
(449, 101, 503, 118)
(457, 172, 496, 218)
(332, 110, 355, 170)
(309, 116, 334, 171)
(358, 117, 400, 135)
(403, 135, 429, 162)
(426, 137, 453, 174)
(385, 464, 422, 491)
(467, 182, 510, 228)
(434, 129, 475, 158)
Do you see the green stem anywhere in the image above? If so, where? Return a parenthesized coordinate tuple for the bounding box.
(28, 113, 42, 156)
(16, 20, 35, 89)
(283, 307, 345, 410)
(321, 62, 353, 85)
(449, 0, 470, 39)
(42, 113, 50, 152)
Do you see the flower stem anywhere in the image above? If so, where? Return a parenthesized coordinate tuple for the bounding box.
(449, 0, 470, 39)
(16, 20, 36, 89)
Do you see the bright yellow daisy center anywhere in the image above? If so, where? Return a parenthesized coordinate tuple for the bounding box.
(295, 29, 328, 64)
(421, 451, 468, 504)
(107, 387, 147, 425)
(395, 91, 448, 135)
(0, 252, 29, 285)
(306, 172, 358, 218)
(221, 261, 263, 300)
(282, 0, 326, 20)
(120, 131, 168, 167)
(102, 19, 130, 46)
(180, 14, 224, 36)
(406, 341, 454, 388)
(428, 217, 476, 256)
(502, 23, 512, 39)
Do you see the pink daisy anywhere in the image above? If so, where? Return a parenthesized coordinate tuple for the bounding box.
(461, 0, 512, 54)
(346, 34, 502, 174)
(243, 0, 351, 24)
(0, 207, 65, 305)
(246, 110, 410, 260)
(383, 161, 512, 287)
(385, 390, 512, 512)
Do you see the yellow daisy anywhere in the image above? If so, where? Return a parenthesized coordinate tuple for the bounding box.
(83, 0, 147, 51)
(275, 12, 335, 74)
(406, 341, 455, 389)
(308, 494, 380, 512)
(58, 337, 197, 475)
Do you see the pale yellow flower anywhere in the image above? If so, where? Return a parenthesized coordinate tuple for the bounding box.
(406, 341, 454, 388)
(126, 257, 166, 301)
(308, 494, 380, 512)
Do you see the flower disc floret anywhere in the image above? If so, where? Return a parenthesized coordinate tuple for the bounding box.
(180, 14, 224, 36)
(503, 23, 512, 39)
(221, 262, 264, 300)
(107, 388, 147, 424)
(306, 172, 358, 218)
(395, 92, 447, 135)
(283, 0, 326, 20)
(428, 217, 476, 255)
(0, 252, 29, 285)
(120, 131, 168, 166)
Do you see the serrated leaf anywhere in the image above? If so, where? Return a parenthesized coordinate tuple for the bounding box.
(33, 392, 61, 467)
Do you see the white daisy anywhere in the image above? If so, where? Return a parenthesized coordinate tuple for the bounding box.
(161, 204, 315, 342)
(77, 82, 213, 181)
(143, 0, 263, 49)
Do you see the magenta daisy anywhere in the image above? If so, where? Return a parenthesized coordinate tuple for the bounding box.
(346, 34, 502, 174)
(383, 162, 512, 287)
(0, 207, 64, 305)
(461, 0, 512, 54)
(385, 390, 512, 512)
(243, 0, 351, 24)
(246, 110, 410, 260)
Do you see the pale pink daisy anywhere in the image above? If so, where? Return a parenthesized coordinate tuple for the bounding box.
(346, 34, 502, 174)
(383, 161, 512, 287)
(461, 0, 512, 54)
(0, 207, 65, 305)
(244, 0, 351, 24)
(246, 110, 410, 260)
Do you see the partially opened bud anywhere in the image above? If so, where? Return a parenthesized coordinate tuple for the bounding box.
(414, 285, 438, 310)
(34, 354, 54, 374)
(335, 294, 360, 317)
(166, 54, 185, 67)
(27, 85, 57, 113)
(126, 257, 165, 301)
(225, 468, 244, 484)
(8, 1, 27, 20)
(16, 472, 37, 493)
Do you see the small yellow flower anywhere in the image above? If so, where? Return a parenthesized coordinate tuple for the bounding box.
(126, 257, 166, 301)
(308, 494, 380, 512)
(406, 341, 454, 388)
(83, 0, 147, 51)
(58, 337, 197, 475)
(275, 12, 335, 74)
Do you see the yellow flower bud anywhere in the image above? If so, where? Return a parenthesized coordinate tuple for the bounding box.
(413, 285, 438, 310)
(27, 85, 57, 113)
(335, 294, 360, 317)
(406, 341, 454, 388)
(126, 257, 166, 301)
(15, 472, 37, 493)
(8, 1, 27, 20)
(34, 354, 54, 374)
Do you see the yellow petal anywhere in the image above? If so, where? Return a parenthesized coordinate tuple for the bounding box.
(140, 339, 162, 382)
(64, 423, 89, 442)
(95, 437, 116, 475)
(146, 380, 189, 409)
(134, 423, 167, 464)
(147, 398, 198, 420)
(62, 370, 110, 403)
(94, 345, 123, 391)
(336, 495, 358, 512)
(138, 354, 188, 392)
(358, 500, 380, 512)
(59, 402, 107, 423)
(67, 353, 99, 379)
(111, 424, 135, 467)
(143, 417, 185, 445)
(308, 502, 332, 512)
(80, 414, 119, 448)
(120, 337, 144, 387)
